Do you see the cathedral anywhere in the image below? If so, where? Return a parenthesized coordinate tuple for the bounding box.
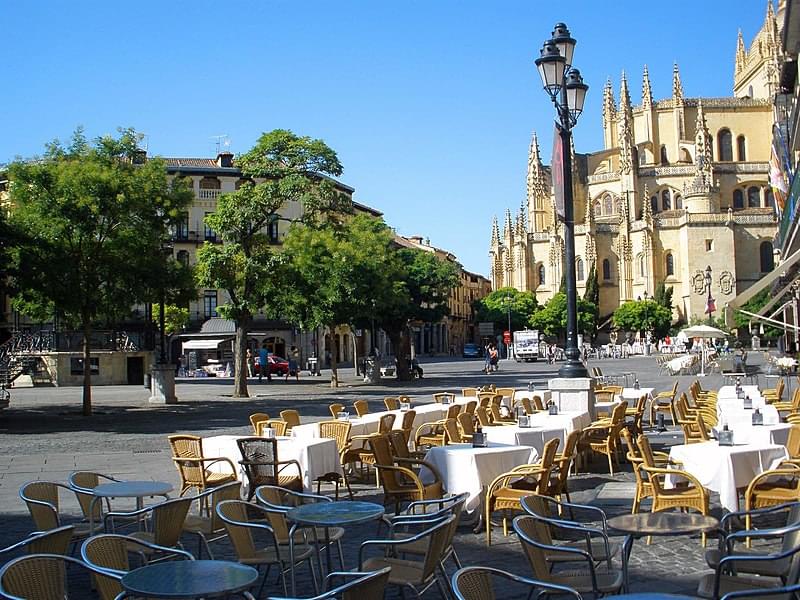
(490, 2, 785, 328)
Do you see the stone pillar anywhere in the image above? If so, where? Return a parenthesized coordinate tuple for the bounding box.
(149, 363, 177, 404)
(548, 377, 595, 420)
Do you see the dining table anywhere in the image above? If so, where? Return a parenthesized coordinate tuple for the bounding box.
(88, 480, 173, 532)
(121, 560, 259, 599)
(482, 423, 565, 455)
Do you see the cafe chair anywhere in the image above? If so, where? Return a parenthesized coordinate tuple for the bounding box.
(463, 400, 477, 415)
(267, 567, 392, 600)
(638, 434, 711, 546)
(387, 429, 428, 462)
(104, 496, 192, 561)
(474, 406, 494, 428)
(354, 399, 370, 417)
(650, 381, 679, 426)
(68, 472, 121, 523)
(577, 402, 628, 474)
(461, 388, 478, 398)
(260, 419, 290, 437)
(513, 515, 624, 597)
(743, 465, 800, 540)
(167, 434, 238, 496)
(384, 396, 400, 411)
(433, 392, 456, 404)
(80, 534, 195, 600)
(488, 404, 516, 425)
(280, 410, 302, 432)
(182, 481, 241, 559)
(369, 434, 443, 514)
(456, 413, 475, 442)
(359, 514, 456, 599)
(484, 438, 560, 545)
(217, 499, 318, 598)
(721, 583, 800, 600)
(0, 526, 75, 558)
(763, 378, 785, 403)
(251, 412, 271, 435)
(625, 394, 649, 437)
(329, 403, 345, 418)
(543, 429, 581, 504)
(399, 409, 417, 446)
(315, 420, 354, 500)
(19, 481, 102, 551)
(781, 426, 800, 467)
(620, 428, 678, 515)
(0, 553, 115, 600)
(237, 437, 303, 500)
(451, 566, 582, 600)
(773, 388, 800, 414)
(415, 407, 460, 449)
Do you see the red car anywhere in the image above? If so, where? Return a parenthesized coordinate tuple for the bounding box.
(264, 355, 289, 375)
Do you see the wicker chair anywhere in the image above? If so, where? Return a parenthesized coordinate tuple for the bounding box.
(496, 387, 515, 406)
(216, 499, 318, 598)
(354, 399, 370, 417)
(329, 403, 345, 418)
(80, 534, 195, 600)
(484, 437, 560, 545)
(0, 554, 113, 600)
(280, 410, 301, 431)
(399, 409, 417, 446)
(359, 515, 456, 599)
(237, 437, 303, 500)
(461, 388, 478, 397)
(357, 413, 397, 476)
(544, 428, 581, 503)
(744, 465, 800, 536)
(168, 434, 238, 496)
(259, 419, 289, 437)
(625, 394, 649, 437)
(67, 471, 121, 526)
(456, 413, 475, 442)
(577, 402, 628, 474)
(451, 566, 582, 600)
(105, 496, 193, 559)
(620, 428, 679, 514)
(475, 406, 493, 428)
(267, 567, 392, 600)
(387, 429, 427, 462)
(488, 404, 515, 424)
(0, 526, 74, 558)
(763, 378, 785, 403)
(415, 406, 460, 449)
(369, 434, 443, 513)
(773, 388, 800, 413)
(433, 392, 456, 404)
(19, 481, 102, 550)
(250, 412, 271, 435)
(384, 397, 400, 411)
(316, 420, 354, 499)
(182, 480, 241, 558)
(463, 400, 477, 415)
(532, 395, 546, 411)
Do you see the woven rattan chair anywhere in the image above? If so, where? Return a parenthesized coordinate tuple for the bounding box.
(744, 465, 800, 537)
(369, 434, 443, 513)
(259, 419, 290, 437)
(0, 526, 74, 558)
(399, 409, 417, 446)
(620, 428, 677, 514)
(456, 413, 475, 442)
(168, 434, 238, 496)
(80, 534, 195, 600)
(237, 437, 303, 500)
(774, 388, 800, 414)
(451, 566, 582, 600)
(649, 381, 679, 426)
(19, 481, 101, 550)
(496, 387, 515, 406)
(484, 438, 560, 545)
(181, 480, 241, 558)
(384, 397, 400, 411)
(625, 394, 649, 437)
(763, 378, 785, 403)
(461, 388, 478, 397)
(359, 515, 455, 599)
(315, 420, 354, 499)
(355, 413, 397, 480)
(329, 403, 345, 418)
(0, 553, 111, 600)
(104, 496, 192, 559)
(387, 429, 427, 462)
(488, 403, 515, 424)
(354, 399, 370, 417)
(415, 406, 460, 448)
(267, 567, 392, 600)
(250, 412, 271, 435)
(475, 406, 493, 428)
(463, 400, 477, 415)
(433, 392, 456, 404)
(544, 428, 581, 503)
(217, 499, 318, 598)
(67, 472, 121, 526)
(577, 402, 628, 474)
(280, 410, 301, 431)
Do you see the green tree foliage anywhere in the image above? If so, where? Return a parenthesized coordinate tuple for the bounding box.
(7, 128, 193, 415)
(732, 289, 782, 339)
(195, 129, 348, 398)
(653, 280, 674, 312)
(529, 292, 596, 342)
(583, 264, 600, 338)
(473, 287, 539, 333)
(613, 299, 672, 339)
(154, 305, 191, 336)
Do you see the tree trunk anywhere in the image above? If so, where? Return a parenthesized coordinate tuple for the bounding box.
(82, 319, 92, 416)
(352, 328, 359, 377)
(329, 327, 339, 388)
(233, 314, 251, 398)
(389, 329, 413, 381)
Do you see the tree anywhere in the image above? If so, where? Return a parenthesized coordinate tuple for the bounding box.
(473, 287, 539, 333)
(732, 288, 782, 339)
(7, 128, 193, 415)
(278, 215, 406, 387)
(653, 280, 674, 312)
(583, 264, 600, 339)
(194, 129, 348, 398)
(612, 299, 672, 339)
(530, 292, 596, 342)
(155, 305, 190, 336)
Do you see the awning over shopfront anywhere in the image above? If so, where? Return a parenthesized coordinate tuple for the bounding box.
(182, 338, 232, 351)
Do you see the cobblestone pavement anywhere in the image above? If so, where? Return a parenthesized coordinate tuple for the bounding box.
(0, 353, 784, 598)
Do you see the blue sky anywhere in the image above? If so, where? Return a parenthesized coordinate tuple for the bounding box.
(2, 1, 769, 275)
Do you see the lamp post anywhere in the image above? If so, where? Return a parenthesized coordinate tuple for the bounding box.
(534, 23, 589, 378)
(704, 265, 714, 326)
(506, 290, 513, 361)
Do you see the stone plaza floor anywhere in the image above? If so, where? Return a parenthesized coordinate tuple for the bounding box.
(0, 352, 785, 598)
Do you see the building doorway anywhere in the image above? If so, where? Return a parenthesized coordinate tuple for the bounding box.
(126, 356, 144, 385)
(263, 336, 286, 358)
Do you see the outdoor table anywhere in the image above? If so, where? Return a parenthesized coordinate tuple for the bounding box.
(717, 385, 762, 401)
(717, 404, 780, 428)
(482, 423, 564, 455)
(121, 559, 258, 599)
(608, 512, 719, 592)
(667, 441, 788, 512)
(89, 480, 173, 532)
(525, 410, 591, 434)
(595, 400, 622, 417)
(711, 423, 792, 447)
(287, 500, 384, 576)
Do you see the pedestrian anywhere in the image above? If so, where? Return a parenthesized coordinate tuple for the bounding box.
(246, 349, 254, 377)
(489, 344, 499, 372)
(483, 343, 491, 373)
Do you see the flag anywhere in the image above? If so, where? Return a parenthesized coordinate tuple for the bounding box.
(770, 142, 788, 212)
(705, 296, 716, 315)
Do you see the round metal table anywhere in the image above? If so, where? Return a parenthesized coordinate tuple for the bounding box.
(121, 560, 258, 599)
(88, 480, 173, 531)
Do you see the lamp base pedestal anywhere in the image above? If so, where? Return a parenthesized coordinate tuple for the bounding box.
(149, 364, 178, 404)
(548, 377, 596, 420)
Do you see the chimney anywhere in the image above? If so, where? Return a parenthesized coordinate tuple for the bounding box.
(132, 148, 147, 165)
(408, 235, 424, 244)
(216, 152, 234, 168)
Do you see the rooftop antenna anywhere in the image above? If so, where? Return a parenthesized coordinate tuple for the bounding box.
(210, 134, 229, 155)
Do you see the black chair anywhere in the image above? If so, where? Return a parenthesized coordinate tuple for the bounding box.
(236, 437, 302, 500)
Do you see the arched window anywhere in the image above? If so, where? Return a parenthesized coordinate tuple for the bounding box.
(737, 135, 746, 161)
(538, 264, 546, 285)
(718, 129, 733, 161)
(593, 200, 602, 217)
(666, 252, 675, 277)
(660, 145, 669, 165)
(603, 194, 613, 215)
(637, 253, 645, 277)
(176, 250, 189, 267)
(747, 186, 761, 208)
(650, 196, 659, 214)
(674, 194, 683, 209)
(661, 189, 671, 211)
(602, 259, 611, 281)
(576, 257, 584, 281)
(766, 188, 775, 209)
(760, 241, 774, 272)
(632, 147, 639, 168)
(733, 189, 744, 209)
(199, 176, 221, 190)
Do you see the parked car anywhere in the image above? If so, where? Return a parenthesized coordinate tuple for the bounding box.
(462, 343, 482, 359)
(265, 355, 289, 375)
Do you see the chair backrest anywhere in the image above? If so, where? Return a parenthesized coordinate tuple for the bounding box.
(610, 401, 628, 424)
(556, 429, 581, 481)
(368, 435, 404, 493)
(237, 437, 280, 488)
(512, 515, 555, 580)
(0, 526, 74, 558)
(329, 403, 345, 418)
(388, 430, 411, 459)
(433, 392, 455, 404)
(521, 397, 534, 415)
(538, 437, 561, 474)
(68, 472, 103, 522)
(259, 419, 288, 437)
(400, 410, 417, 444)
(0, 554, 93, 600)
(532, 395, 545, 411)
(384, 397, 400, 411)
(80, 535, 131, 600)
(488, 404, 505, 423)
(451, 566, 582, 600)
(496, 388, 515, 403)
(457, 413, 475, 437)
(194, 481, 242, 533)
(318, 420, 352, 453)
(250, 413, 270, 435)
(477, 392, 495, 407)
(446, 404, 461, 419)
(443, 418, 461, 444)
(464, 400, 477, 415)
(461, 388, 478, 397)
(788, 426, 800, 459)
(635, 393, 648, 412)
(216, 500, 261, 559)
(168, 434, 206, 487)
(378, 413, 396, 434)
(475, 406, 492, 427)
(418, 515, 457, 581)
(149, 497, 193, 547)
(353, 399, 369, 417)
(19, 482, 61, 531)
(279, 410, 301, 429)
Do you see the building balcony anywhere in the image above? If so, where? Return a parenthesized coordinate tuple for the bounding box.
(198, 189, 222, 200)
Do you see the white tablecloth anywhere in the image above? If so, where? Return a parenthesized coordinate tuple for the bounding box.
(203, 434, 342, 493)
(668, 355, 694, 373)
(711, 423, 792, 447)
(420, 443, 538, 514)
(717, 405, 780, 428)
(524, 410, 591, 434)
(483, 424, 564, 455)
(667, 441, 789, 512)
(512, 390, 552, 408)
(717, 385, 762, 401)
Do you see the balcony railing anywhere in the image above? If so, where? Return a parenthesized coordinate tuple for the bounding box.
(198, 189, 221, 200)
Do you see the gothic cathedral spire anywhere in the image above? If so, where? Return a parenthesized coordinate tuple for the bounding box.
(527, 131, 549, 232)
(735, 29, 746, 75)
(490, 215, 500, 246)
(672, 63, 684, 103)
(618, 71, 634, 175)
(602, 78, 617, 149)
(641, 64, 653, 108)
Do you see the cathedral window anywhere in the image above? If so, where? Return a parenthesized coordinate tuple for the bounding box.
(660, 145, 669, 165)
(602, 259, 611, 281)
(665, 252, 675, 277)
(576, 257, 584, 281)
(760, 241, 774, 272)
(733, 189, 744, 209)
(603, 194, 614, 215)
(737, 135, 746, 161)
(674, 194, 683, 209)
(661, 189, 671, 211)
(718, 129, 733, 162)
(766, 188, 775, 209)
(747, 186, 760, 208)
(637, 253, 645, 278)
(594, 200, 602, 217)
(538, 264, 546, 285)
(650, 196, 659, 214)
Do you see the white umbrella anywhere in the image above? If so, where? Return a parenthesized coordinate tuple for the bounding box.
(679, 324, 728, 376)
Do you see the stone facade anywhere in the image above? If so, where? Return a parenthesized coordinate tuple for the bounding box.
(489, 4, 783, 327)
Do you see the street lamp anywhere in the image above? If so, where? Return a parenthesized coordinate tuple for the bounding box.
(704, 265, 714, 326)
(534, 22, 589, 378)
(505, 290, 513, 360)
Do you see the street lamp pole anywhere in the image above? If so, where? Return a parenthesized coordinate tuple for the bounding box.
(535, 23, 589, 378)
(506, 291, 512, 360)
(704, 265, 714, 326)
